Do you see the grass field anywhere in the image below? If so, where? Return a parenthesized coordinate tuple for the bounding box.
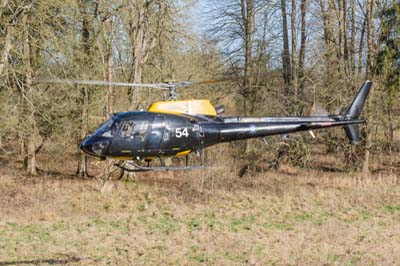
(0, 152, 400, 266)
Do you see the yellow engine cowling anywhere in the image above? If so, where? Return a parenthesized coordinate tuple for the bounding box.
(148, 100, 217, 116)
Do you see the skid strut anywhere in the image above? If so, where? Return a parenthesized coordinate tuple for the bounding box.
(115, 151, 205, 172)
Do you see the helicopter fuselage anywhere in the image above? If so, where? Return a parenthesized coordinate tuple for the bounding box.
(80, 110, 364, 161)
(81, 111, 210, 160)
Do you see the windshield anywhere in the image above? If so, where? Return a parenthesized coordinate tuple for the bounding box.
(92, 117, 121, 137)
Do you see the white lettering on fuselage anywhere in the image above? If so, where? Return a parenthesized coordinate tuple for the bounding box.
(175, 128, 189, 138)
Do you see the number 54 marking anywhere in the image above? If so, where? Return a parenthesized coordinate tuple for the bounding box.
(175, 128, 189, 138)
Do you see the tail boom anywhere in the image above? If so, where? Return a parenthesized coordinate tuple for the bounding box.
(218, 119, 365, 143)
(208, 81, 371, 145)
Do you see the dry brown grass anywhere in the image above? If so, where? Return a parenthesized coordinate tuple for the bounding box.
(1, 159, 400, 266)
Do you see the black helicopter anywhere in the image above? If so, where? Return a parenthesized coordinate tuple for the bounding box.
(38, 79, 372, 171)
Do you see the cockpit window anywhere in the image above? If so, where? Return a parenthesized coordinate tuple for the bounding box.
(92, 117, 120, 137)
(120, 120, 149, 140)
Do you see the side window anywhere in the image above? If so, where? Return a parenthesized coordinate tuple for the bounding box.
(134, 121, 149, 136)
(121, 121, 134, 137)
(120, 120, 149, 140)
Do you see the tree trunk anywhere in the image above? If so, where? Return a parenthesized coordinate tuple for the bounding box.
(298, 0, 307, 94)
(362, 0, 375, 175)
(0, 24, 12, 76)
(0, 14, 12, 153)
(325, 0, 335, 83)
(350, 0, 355, 74)
(387, 107, 394, 142)
(27, 133, 38, 176)
(318, 0, 337, 106)
(281, 0, 291, 95)
(76, 3, 93, 177)
(104, 37, 118, 182)
(322, 0, 335, 53)
(338, 0, 345, 61)
(128, 1, 169, 108)
(291, 0, 298, 96)
(319, 0, 328, 46)
(241, 0, 255, 115)
(366, 0, 375, 79)
(76, 87, 89, 177)
(342, 0, 348, 64)
(129, 2, 151, 109)
(22, 13, 38, 176)
(107, 53, 113, 114)
(18, 132, 25, 157)
(358, 18, 366, 74)
(0, 0, 9, 18)
(254, 11, 269, 89)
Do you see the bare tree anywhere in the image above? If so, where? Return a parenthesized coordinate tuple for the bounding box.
(362, 0, 375, 174)
(358, 17, 366, 74)
(281, 0, 291, 94)
(127, 0, 169, 108)
(241, 0, 255, 114)
(298, 0, 306, 93)
(21, 12, 38, 175)
(350, 0, 356, 74)
(0, 19, 12, 76)
(291, 0, 297, 95)
(75, 0, 97, 177)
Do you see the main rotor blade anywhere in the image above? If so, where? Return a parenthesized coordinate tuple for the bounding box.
(184, 77, 243, 86)
(34, 79, 167, 89)
(34, 76, 243, 90)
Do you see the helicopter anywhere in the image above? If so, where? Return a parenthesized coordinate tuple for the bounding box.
(37, 78, 372, 171)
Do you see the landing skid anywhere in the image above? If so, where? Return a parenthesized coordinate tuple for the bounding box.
(116, 162, 205, 172)
(115, 151, 205, 172)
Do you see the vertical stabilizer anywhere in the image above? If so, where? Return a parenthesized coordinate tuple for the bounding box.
(342, 81, 372, 144)
(344, 124, 360, 144)
(346, 80, 372, 119)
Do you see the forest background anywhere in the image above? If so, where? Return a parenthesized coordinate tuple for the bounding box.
(1, 1, 400, 265)
(0, 0, 399, 177)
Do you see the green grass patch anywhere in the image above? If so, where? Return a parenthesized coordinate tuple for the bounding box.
(228, 215, 256, 232)
(384, 205, 400, 214)
(327, 254, 341, 262)
(149, 212, 178, 234)
(293, 212, 313, 222)
(261, 222, 293, 231)
(189, 245, 208, 263)
(190, 253, 208, 263)
(187, 218, 201, 230)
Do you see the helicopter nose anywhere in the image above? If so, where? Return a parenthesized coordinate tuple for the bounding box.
(80, 137, 95, 155)
(80, 136, 110, 158)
